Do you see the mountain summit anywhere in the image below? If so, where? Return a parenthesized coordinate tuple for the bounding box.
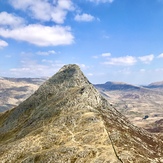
(0, 64, 162, 162)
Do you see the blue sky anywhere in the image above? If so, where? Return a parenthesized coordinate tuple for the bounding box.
(0, 0, 163, 85)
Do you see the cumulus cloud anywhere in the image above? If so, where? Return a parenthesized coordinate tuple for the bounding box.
(0, 12, 25, 28)
(0, 24, 74, 46)
(140, 69, 146, 73)
(117, 68, 131, 75)
(138, 54, 154, 64)
(74, 13, 95, 22)
(36, 50, 56, 56)
(157, 53, 163, 58)
(155, 68, 163, 72)
(89, 0, 114, 3)
(42, 59, 54, 63)
(0, 10, 74, 47)
(87, 73, 93, 76)
(9, 0, 74, 24)
(0, 2, 75, 47)
(101, 52, 111, 57)
(92, 52, 111, 59)
(0, 39, 8, 48)
(103, 56, 137, 66)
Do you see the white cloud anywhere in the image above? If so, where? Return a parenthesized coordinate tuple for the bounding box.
(9, 0, 74, 24)
(87, 73, 93, 76)
(157, 53, 163, 58)
(140, 69, 146, 73)
(51, 8, 67, 24)
(155, 68, 163, 72)
(0, 39, 8, 48)
(92, 52, 111, 59)
(37, 50, 56, 56)
(103, 56, 137, 66)
(0, 24, 74, 46)
(101, 52, 111, 57)
(74, 13, 95, 22)
(0, 12, 25, 28)
(89, 0, 114, 3)
(138, 54, 154, 64)
(117, 68, 131, 75)
(77, 64, 90, 70)
(51, 0, 75, 24)
(42, 59, 54, 63)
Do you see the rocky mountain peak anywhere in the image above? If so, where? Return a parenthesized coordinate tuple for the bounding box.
(30, 64, 96, 110)
(47, 64, 90, 88)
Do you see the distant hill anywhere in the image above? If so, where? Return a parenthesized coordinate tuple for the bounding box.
(94, 81, 141, 91)
(0, 77, 46, 112)
(145, 81, 163, 89)
(2, 77, 47, 84)
(0, 64, 162, 162)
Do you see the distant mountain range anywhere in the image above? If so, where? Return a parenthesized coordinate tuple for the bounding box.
(95, 81, 163, 91)
(95, 81, 141, 91)
(0, 64, 162, 162)
(1, 77, 47, 84)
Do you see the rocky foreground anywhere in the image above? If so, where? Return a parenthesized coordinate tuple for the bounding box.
(0, 64, 163, 162)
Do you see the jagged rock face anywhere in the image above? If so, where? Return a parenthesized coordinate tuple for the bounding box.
(0, 64, 163, 163)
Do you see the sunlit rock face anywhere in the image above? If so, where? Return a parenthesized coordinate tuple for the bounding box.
(0, 64, 162, 163)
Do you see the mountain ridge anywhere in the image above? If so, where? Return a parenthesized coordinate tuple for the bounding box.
(145, 81, 163, 89)
(95, 81, 141, 91)
(0, 64, 162, 162)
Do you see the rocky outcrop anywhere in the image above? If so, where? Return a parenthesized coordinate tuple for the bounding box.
(0, 64, 162, 162)
(146, 119, 163, 133)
